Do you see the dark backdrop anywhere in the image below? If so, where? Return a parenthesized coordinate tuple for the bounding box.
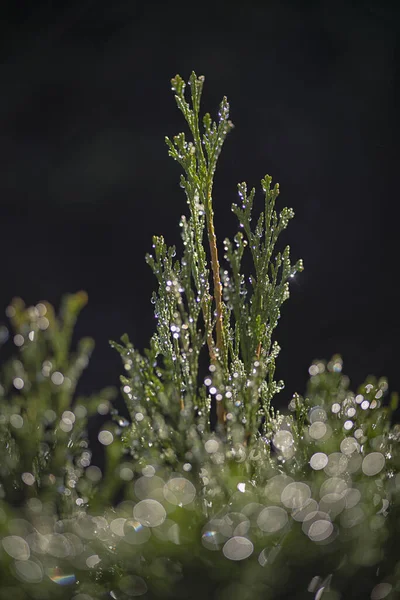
(0, 0, 399, 413)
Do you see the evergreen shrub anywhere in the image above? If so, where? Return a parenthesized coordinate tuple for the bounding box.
(0, 73, 399, 600)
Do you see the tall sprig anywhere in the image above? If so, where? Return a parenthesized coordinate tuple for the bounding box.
(114, 72, 303, 450)
(222, 177, 304, 440)
(165, 72, 233, 425)
(165, 72, 303, 437)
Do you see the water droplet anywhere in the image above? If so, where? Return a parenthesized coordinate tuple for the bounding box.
(362, 452, 385, 476)
(281, 482, 311, 510)
(133, 499, 166, 527)
(310, 452, 328, 470)
(257, 506, 288, 533)
(222, 536, 253, 561)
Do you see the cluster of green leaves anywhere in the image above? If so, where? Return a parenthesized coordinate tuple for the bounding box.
(222, 176, 303, 441)
(111, 72, 303, 469)
(0, 293, 120, 596)
(93, 357, 400, 600)
(1, 310, 398, 600)
(1, 294, 90, 505)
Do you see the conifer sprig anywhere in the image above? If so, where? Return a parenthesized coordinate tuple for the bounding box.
(0, 293, 116, 512)
(114, 71, 303, 453)
(223, 176, 304, 439)
(164, 71, 303, 438)
(165, 72, 234, 426)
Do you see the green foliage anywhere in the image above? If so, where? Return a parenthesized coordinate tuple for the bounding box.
(0, 293, 117, 597)
(0, 73, 399, 600)
(112, 72, 303, 468)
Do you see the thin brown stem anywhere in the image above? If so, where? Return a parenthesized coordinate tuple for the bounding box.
(202, 296, 216, 363)
(205, 183, 225, 426)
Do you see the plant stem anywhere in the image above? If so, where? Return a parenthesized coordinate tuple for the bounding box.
(205, 179, 226, 427)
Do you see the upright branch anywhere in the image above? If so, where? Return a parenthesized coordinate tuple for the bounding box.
(166, 72, 233, 427)
(205, 181, 225, 425)
(136, 72, 303, 449)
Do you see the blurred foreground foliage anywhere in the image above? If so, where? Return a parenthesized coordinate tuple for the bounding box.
(0, 73, 399, 599)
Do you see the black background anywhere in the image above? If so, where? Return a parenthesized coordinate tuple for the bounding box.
(0, 0, 399, 412)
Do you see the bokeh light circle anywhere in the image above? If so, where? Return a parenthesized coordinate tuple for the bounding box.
(222, 536, 253, 561)
(133, 499, 166, 527)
